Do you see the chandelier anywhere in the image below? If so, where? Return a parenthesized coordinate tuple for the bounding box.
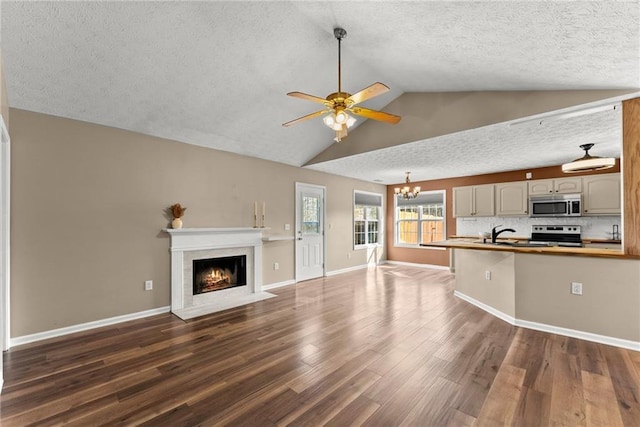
(395, 172, 420, 199)
(562, 143, 615, 173)
(322, 108, 357, 142)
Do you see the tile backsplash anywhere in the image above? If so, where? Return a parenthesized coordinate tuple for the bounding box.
(456, 216, 621, 240)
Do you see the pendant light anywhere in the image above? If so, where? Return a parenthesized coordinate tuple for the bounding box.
(562, 144, 615, 173)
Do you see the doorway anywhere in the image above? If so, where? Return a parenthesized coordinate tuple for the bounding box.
(295, 183, 326, 282)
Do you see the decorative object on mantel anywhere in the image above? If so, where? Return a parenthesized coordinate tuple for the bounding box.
(253, 201, 266, 228)
(169, 203, 186, 229)
(395, 172, 421, 199)
(562, 143, 615, 173)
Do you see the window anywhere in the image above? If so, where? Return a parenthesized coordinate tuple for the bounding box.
(395, 190, 445, 246)
(354, 191, 383, 248)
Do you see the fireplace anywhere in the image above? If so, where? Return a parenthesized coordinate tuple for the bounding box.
(193, 255, 246, 294)
(165, 227, 275, 320)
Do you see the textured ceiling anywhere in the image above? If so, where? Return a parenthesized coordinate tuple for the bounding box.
(307, 105, 623, 184)
(1, 1, 639, 184)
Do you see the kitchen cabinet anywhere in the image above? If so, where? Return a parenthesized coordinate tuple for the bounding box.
(495, 181, 528, 216)
(528, 177, 582, 195)
(582, 173, 621, 215)
(453, 184, 495, 217)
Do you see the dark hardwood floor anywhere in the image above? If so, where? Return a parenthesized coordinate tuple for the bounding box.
(2, 265, 639, 426)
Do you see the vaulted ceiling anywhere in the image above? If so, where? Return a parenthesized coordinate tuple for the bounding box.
(2, 1, 639, 184)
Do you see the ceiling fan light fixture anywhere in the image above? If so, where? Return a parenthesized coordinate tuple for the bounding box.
(335, 110, 348, 124)
(346, 115, 356, 127)
(562, 143, 616, 173)
(323, 114, 336, 127)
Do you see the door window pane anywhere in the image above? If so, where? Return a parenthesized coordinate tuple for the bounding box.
(303, 195, 320, 234)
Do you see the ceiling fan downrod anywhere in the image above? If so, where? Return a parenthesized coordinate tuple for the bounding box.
(334, 27, 347, 94)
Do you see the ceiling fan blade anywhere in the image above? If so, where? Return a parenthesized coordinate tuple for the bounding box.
(282, 110, 328, 127)
(350, 106, 401, 124)
(346, 82, 390, 106)
(287, 91, 331, 106)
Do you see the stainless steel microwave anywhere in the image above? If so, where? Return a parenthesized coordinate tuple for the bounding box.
(529, 194, 582, 217)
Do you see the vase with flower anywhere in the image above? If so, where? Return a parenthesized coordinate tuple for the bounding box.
(169, 203, 186, 229)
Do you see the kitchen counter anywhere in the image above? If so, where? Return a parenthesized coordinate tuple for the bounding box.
(421, 237, 630, 259)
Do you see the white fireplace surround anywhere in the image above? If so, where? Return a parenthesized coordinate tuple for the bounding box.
(165, 227, 275, 320)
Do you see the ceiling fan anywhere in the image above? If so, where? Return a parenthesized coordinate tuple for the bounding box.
(282, 27, 401, 142)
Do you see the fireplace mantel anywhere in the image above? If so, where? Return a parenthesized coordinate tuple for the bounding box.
(164, 227, 266, 250)
(164, 227, 273, 319)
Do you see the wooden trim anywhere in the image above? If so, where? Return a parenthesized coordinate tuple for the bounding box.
(623, 98, 640, 255)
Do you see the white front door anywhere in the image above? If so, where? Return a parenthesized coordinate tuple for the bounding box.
(295, 183, 325, 282)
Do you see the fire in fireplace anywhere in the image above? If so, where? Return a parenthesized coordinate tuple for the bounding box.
(193, 255, 247, 295)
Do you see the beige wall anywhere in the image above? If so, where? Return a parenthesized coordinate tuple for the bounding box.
(0, 52, 8, 128)
(515, 254, 640, 342)
(10, 109, 385, 337)
(455, 249, 515, 317)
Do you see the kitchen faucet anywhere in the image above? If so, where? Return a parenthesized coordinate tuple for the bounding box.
(491, 225, 516, 243)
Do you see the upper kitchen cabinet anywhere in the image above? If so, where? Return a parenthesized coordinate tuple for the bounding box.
(528, 177, 582, 195)
(496, 181, 528, 216)
(582, 173, 621, 215)
(453, 184, 495, 217)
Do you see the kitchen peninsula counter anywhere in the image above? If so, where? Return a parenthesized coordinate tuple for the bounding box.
(425, 238, 640, 350)
(421, 237, 628, 259)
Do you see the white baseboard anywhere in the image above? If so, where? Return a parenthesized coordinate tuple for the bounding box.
(262, 280, 296, 291)
(384, 260, 451, 271)
(454, 290, 640, 352)
(514, 318, 640, 352)
(10, 306, 171, 348)
(453, 291, 516, 325)
(325, 263, 371, 277)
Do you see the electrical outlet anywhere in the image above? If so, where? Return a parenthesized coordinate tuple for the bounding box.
(144, 280, 153, 291)
(526, 172, 532, 179)
(485, 270, 491, 280)
(347, 252, 351, 259)
(273, 262, 279, 270)
(571, 282, 583, 295)
(284, 223, 290, 231)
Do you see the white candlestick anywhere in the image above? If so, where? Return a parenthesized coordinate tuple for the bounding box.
(253, 201, 258, 227)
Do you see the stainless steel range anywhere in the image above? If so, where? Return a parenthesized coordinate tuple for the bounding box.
(530, 225, 582, 247)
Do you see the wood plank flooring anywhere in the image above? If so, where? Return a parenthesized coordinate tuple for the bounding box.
(2, 264, 640, 426)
